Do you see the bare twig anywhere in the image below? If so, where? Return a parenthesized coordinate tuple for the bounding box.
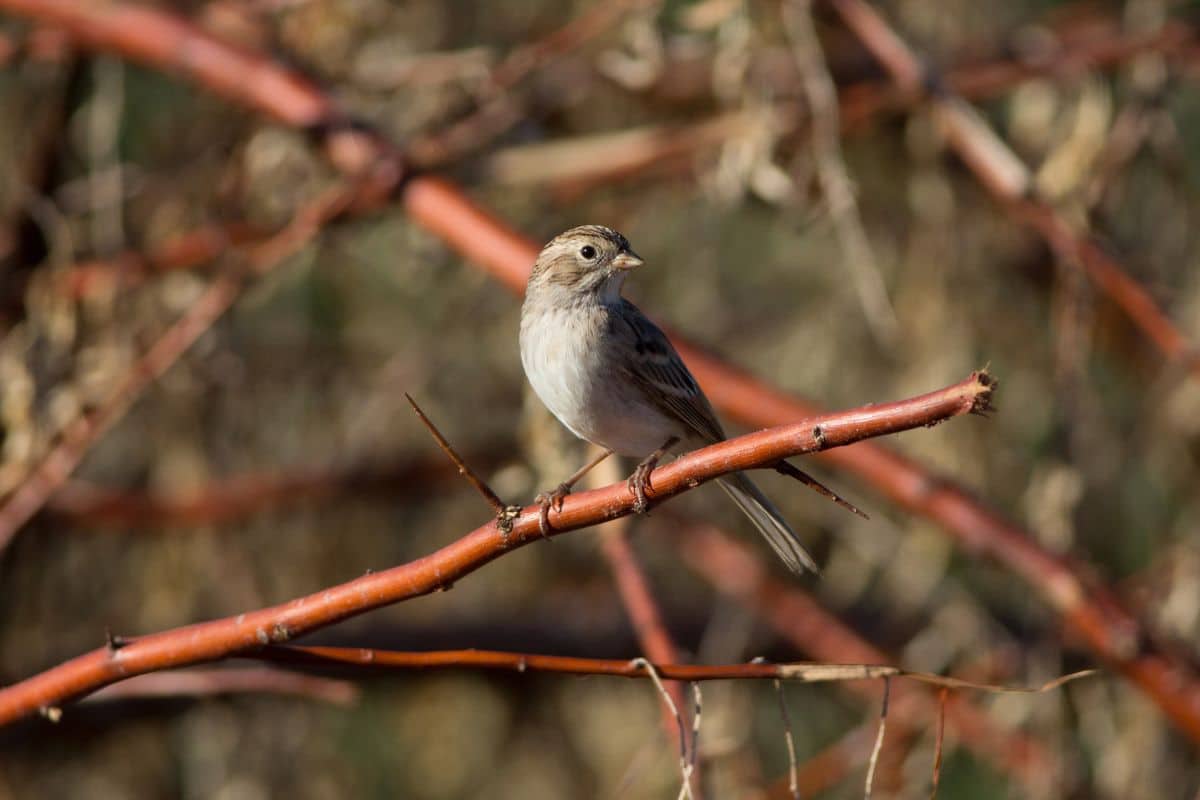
(407, 0, 653, 167)
(930, 688, 947, 800)
(404, 394, 507, 515)
(864, 677, 891, 799)
(632, 657, 695, 800)
(773, 460, 867, 519)
(772, 677, 803, 800)
(769, 721, 884, 799)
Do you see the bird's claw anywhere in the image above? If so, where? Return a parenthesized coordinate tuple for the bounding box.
(628, 459, 659, 514)
(534, 482, 571, 540)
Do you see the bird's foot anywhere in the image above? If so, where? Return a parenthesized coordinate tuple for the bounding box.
(534, 483, 572, 540)
(628, 457, 661, 514)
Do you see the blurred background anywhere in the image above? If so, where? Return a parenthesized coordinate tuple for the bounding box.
(1, 0, 1199, 797)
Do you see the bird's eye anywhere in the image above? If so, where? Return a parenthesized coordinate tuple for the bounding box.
(580, 245, 597, 260)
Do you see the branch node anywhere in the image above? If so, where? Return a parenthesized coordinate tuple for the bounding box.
(496, 504, 522, 547)
(38, 706, 62, 723)
(812, 424, 827, 447)
(968, 369, 997, 416)
(104, 628, 129, 652)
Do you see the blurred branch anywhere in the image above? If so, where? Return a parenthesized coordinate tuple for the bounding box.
(4, 0, 1198, 748)
(0, 183, 357, 555)
(45, 450, 506, 528)
(783, 0, 899, 349)
(676, 519, 1058, 791)
(826, 0, 1200, 375)
(82, 667, 358, 707)
(599, 502, 695, 770)
(406, 0, 654, 167)
(0, 372, 993, 725)
(35, 17, 1191, 298)
(47, 222, 264, 297)
(0, 25, 70, 66)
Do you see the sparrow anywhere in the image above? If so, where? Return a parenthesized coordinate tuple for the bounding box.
(519, 225, 862, 574)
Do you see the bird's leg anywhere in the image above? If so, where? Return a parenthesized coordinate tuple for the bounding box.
(535, 447, 614, 539)
(628, 436, 679, 514)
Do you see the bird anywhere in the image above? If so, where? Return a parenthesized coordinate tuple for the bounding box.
(519, 225, 861, 574)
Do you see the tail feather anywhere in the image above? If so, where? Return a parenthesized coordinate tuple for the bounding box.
(717, 471, 819, 574)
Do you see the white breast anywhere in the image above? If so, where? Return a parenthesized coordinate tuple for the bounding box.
(520, 304, 676, 456)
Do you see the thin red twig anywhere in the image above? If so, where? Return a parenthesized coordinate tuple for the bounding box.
(248, 645, 1090, 694)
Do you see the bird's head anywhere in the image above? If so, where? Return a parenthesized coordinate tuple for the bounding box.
(528, 225, 644, 303)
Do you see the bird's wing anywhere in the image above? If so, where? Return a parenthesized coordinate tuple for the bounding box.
(611, 300, 726, 443)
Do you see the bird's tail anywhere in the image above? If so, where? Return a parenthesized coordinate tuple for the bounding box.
(717, 471, 818, 574)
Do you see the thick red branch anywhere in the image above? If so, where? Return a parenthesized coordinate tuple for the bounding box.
(0, 373, 989, 725)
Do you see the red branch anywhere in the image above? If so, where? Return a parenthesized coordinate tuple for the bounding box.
(1, 0, 1198, 746)
(0, 373, 991, 724)
(83, 667, 358, 707)
(601, 522, 692, 753)
(45, 450, 505, 528)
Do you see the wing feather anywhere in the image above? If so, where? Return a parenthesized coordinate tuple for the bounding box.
(611, 300, 726, 443)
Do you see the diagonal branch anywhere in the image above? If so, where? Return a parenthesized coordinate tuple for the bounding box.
(0, 372, 991, 725)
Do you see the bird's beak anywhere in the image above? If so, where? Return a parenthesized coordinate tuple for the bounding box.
(612, 251, 644, 271)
